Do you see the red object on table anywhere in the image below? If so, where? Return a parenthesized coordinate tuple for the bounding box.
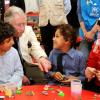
(3, 85, 100, 100)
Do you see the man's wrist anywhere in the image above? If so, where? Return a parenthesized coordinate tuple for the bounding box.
(39, 56, 48, 60)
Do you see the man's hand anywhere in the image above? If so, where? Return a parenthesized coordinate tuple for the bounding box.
(52, 72, 63, 81)
(96, 70, 100, 81)
(38, 57, 51, 72)
(85, 67, 96, 82)
(22, 75, 30, 85)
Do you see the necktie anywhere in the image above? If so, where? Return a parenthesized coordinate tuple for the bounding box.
(13, 37, 26, 73)
(57, 53, 66, 74)
(13, 38, 24, 63)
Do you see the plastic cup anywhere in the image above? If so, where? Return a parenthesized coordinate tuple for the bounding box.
(71, 80, 82, 100)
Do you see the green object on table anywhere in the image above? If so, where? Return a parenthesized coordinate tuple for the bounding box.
(16, 90, 21, 94)
(49, 88, 54, 90)
(58, 91, 65, 97)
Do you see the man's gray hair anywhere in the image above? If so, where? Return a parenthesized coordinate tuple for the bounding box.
(4, 6, 27, 23)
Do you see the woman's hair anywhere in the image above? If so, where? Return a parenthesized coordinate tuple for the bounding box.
(4, 6, 27, 23)
(0, 21, 15, 43)
(56, 24, 77, 48)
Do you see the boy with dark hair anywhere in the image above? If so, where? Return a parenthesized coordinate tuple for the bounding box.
(47, 24, 86, 85)
(0, 21, 23, 87)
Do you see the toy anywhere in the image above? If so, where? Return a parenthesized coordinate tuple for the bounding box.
(41, 91, 48, 96)
(4, 87, 13, 98)
(26, 91, 35, 96)
(43, 85, 50, 91)
(58, 91, 65, 97)
(16, 90, 21, 94)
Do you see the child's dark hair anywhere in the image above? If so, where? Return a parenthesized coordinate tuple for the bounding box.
(56, 24, 77, 48)
(0, 21, 15, 43)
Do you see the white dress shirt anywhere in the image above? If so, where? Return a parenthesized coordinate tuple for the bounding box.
(19, 26, 47, 64)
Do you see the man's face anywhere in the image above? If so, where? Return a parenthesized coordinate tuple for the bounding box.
(53, 29, 68, 49)
(11, 14, 26, 38)
(0, 37, 14, 52)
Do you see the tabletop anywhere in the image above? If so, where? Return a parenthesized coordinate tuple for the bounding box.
(1, 85, 100, 100)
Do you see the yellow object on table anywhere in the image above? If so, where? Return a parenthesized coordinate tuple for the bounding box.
(4, 87, 13, 98)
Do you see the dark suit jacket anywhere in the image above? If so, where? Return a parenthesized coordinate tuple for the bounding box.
(0, 0, 25, 20)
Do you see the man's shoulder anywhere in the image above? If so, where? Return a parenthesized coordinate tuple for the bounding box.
(24, 25, 35, 35)
(20, 26, 34, 38)
(25, 25, 33, 30)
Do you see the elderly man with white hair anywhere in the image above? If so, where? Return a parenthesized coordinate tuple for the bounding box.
(4, 6, 51, 84)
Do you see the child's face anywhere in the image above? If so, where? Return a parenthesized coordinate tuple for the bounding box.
(0, 37, 14, 52)
(53, 29, 68, 49)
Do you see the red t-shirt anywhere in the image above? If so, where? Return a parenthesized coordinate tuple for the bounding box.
(87, 40, 100, 86)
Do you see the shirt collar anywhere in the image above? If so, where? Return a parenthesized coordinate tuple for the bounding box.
(55, 48, 75, 59)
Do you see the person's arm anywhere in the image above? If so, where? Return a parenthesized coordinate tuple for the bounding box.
(77, 0, 83, 22)
(28, 26, 51, 72)
(77, 0, 97, 40)
(64, 0, 71, 15)
(77, 0, 87, 36)
(47, 51, 63, 81)
(86, 43, 100, 81)
(29, 26, 47, 60)
(87, 45, 97, 68)
(85, 45, 97, 81)
(46, 51, 54, 77)
(8, 49, 23, 87)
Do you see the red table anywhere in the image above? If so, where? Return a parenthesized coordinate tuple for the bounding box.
(3, 85, 100, 100)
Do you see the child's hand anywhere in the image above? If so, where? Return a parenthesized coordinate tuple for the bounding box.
(52, 72, 63, 81)
(96, 70, 100, 81)
(85, 67, 96, 82)
(61, 75, 78, 83)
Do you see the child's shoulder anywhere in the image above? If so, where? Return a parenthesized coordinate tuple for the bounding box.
(9, 47, 19, 55)
(50, 49, 60, 55)
(73, 49, 84, 58)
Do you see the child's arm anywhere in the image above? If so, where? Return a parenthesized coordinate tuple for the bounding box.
(8, 50, 23, 87)
(47, 50, 63, 81)
(85, 44, 98, 81)
(78, 53, 86, 82)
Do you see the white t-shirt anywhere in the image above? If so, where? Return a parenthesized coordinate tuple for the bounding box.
(0, 47, 23, 86)
(25, 0, 39, 13)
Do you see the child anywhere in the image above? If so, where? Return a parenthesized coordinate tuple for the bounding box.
(0, 21, 23, 87)
(85, 39, 100, 93)
(47, 24, 86, 85)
